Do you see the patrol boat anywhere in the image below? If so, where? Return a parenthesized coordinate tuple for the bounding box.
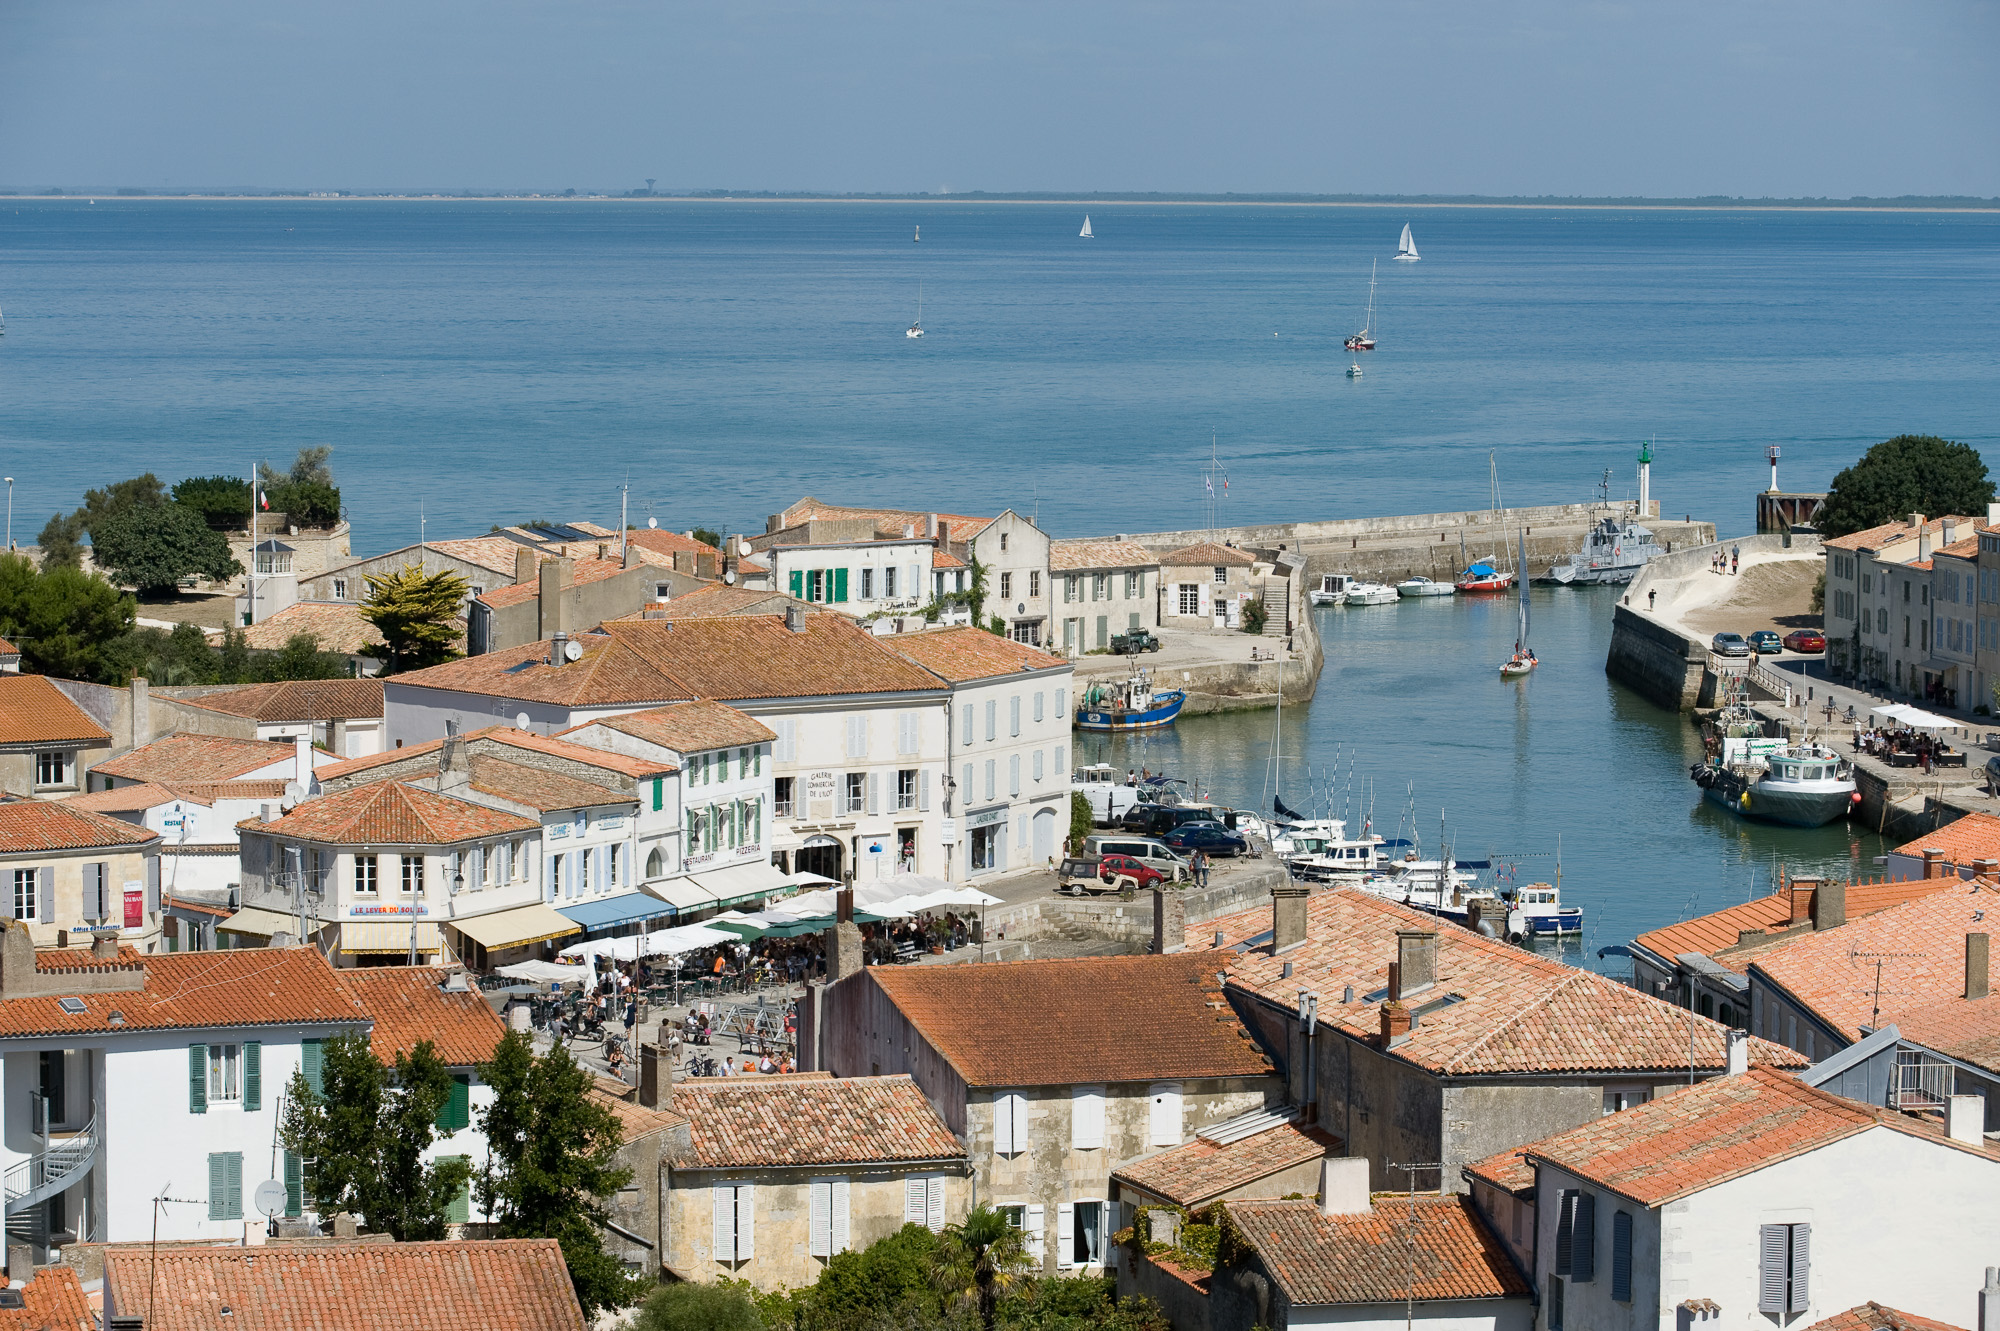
(1540, 515, 1668, 585)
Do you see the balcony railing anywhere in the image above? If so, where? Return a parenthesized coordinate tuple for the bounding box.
(3, 1112, 97, 1216)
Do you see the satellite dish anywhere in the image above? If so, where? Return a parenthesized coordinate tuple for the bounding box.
(724, 571, 737, 586)
(563, 639, 584, 662)
(253, 1179, 288, 1219)
(738, 538, 752, 557)
(515, 712, 531, 730)
(281, 781, 303, 811)
(647, 517, 658, 529)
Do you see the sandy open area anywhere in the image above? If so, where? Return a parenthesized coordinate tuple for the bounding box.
(1679, 561, 1822, 640)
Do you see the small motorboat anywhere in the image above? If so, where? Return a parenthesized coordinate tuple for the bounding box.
(1310, 574, 1357, 606)
(1396, 577, 1454, 598)
(1344, 582, 1398, 606)
(1346, 362, 1363, 378)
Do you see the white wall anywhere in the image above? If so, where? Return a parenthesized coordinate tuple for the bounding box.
(770, 541, 935, 614)
(1291, 1298, 1530, 1331)
(675, 742, 773, 882)
(750, 697, 949, 880)
(385, 684, 582, 747)
(944, 668, 1075, 879)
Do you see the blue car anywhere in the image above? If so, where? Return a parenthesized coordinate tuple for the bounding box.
(1748, 630, 1783, 653)
(1163, 821, 1250, 857)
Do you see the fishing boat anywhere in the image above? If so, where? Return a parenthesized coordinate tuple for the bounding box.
(1344, 581, 1398, 606)
(1344, 260, 1378, 351)
(1080, 215, 1093, 239)
(1500, 532, 1537, 677)
(906, 284, 924, 339)
(1500, 881, 1582, 936)
(1540, 515, 1668, 585)
(1690, 728, 1857, 828)
(1074, 670, 1185, 732)
(1346, 361, 1363, 379)
(1394, 223, 1420, 262)
(1309, 574, 1358, 606)
(1455, 561, 1512, 593)
(1396, 576, 1453, 598)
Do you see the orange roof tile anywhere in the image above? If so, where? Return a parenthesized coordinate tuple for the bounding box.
(0, 675, 111, 746)
(932, 547, 966, 569)
(889, 626, 1070, 683)
(317, 725, 673, 785)
(381, 634, 687, 709)
(670, 1074, 965, 1168)
(590, 1079, 689, 1140)
(102, 1238, 587, 1331)
(1750, 882, 1999, 1041)
(1804, 1304, 1967, 1331)
(0, 638, 18, 658)
(1935, 536, 1981, 560)
(561, 699, 774, 754)
(1894, 812, 2000, 866)
(0, 944, 364, 1039)
(239, 601, 401, 655)
(1208, 887, 1805, 1076)
(1050, 539, 1157, 571)
(601, 615, 945, 700)
(250, 781, 539, 846)
(0, 799, 158, 852)
(622, 528, 723, 561)
(175, 679, 384, 722)
(1823, 515, 1977, 553)
(866, 953, 1274, 1087)
(1223, 1194, 1528, 1305)
(469, 755, 634, 812)
(63, 781, 194, 813)
(94, 733, 297, 785)
(1633, 877, 1956, 972)
(1158, 541, 1256, 568)
(477, 557, 633, 609)
(631, 584, 813, 619)
(331, 966, 507, 1067)
(775, 497, 990, 537)
(1462, 1145, 1535, 1197)
(1112, 1120, 1341, 1207)
(0, 1263, 91, 1330)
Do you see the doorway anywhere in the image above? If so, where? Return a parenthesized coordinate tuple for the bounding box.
(1032, 808, 1056, 863)
(795, 835, 843, 884)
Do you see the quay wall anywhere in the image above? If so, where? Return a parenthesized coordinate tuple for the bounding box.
(980, 862, 1290, 955)
(1072, 619, 1325, 718)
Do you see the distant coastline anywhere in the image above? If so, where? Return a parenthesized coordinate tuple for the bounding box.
(5, 189, 1998, 214)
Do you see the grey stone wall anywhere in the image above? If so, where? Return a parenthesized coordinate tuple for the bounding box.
(1604, 602, 1707, 711)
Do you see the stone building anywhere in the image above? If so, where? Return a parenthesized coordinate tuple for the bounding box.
(0, 800, 160, 950)
(1155, 542, 1261, 635)
(0, 675, 114, 799)
(1049, 539, 1160, 657)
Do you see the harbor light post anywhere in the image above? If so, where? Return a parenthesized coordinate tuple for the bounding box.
(4, 477, 11, 550)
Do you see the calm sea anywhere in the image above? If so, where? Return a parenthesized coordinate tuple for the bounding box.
(3, 198, 1995, 952)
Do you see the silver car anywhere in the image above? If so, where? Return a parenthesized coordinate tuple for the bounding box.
(1710, 632, 1750, 658)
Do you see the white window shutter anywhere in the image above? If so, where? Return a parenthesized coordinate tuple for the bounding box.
(713, 1185, 734, 1261)
(832, 1177, 850, 1253)
(961, 705, 973, 745)
(1789, 1223, 1810, 1313)
(1010, 755, 1021, 797)
(1034, 692, 1044, 723)
(1056, 1201, 1075, 1269)
(1758, 1224, 1787, 1313)
(866, 772, 880, 816)
(919, 770, 931, 812)
(1034, 750, 1045, 782)
(1055, 745, 1065, 777)
(1055, 689, 1066, 717)
(466, 847, 481, 890)
(993, 1094, 1014, 1156)
(1012, 1092, 1029, 1152)
(984, 760, 995, 801)
(810, 1181, 831, 1257)
(905, 1176, 928, 1226)
(1072, 1087, 1105, 1150)
(1026, 1203, 1045, 1263)
(1010, 696, 1021, 736)
(37, 867, 53, 924)
(962, 765, 973, 804)
(1148, 1082, 1183, 1146)
(985, 700, 997, 741)
(735, 1183, 754, 1258)
(927, 1175, 945, 1232)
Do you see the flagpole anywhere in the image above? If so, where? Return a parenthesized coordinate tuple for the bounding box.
(248, 460, 257, 627)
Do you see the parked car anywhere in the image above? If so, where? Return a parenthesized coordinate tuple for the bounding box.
(1748, 630, 1783, 653)
(1119, 803, 1228, 838)
(1782, 629, 1827, 653)
(1056, 855, 1106, 894)
(1710, 632, 1750, 658)
(1097, 853, 1168, 892)
(1162, 821, 1250, 857)
(1111, 627, 1162, 655)
(1081, 836, 1191, 881)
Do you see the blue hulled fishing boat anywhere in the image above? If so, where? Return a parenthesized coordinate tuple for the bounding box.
(1074, 671, 1186, 732)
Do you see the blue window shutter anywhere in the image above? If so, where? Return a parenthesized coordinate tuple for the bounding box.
(1548, 1274, 1564, 1331)
(208, 1152, 228, 1219)
(189, 1045, 208, 1114)
(225, 1152, 243, 1220)
(1571, 1192, 1595, 1282)
(1611, 1211, 1633, 1302)
(243, 1041, 262, 1112)
(1553, 1190, 1575, 1274)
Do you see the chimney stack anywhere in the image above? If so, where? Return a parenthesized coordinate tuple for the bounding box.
(1943, 519, 1958, 547)
(1395, 930, 1438, 996)
(1947, 1094, 1984, 1144)
(294, 733, 314, 788)
(1811, 880, 1847, 932)
(539, 558, 576, 639)
(1973, 859, 2000, 880)
(130, 676, 153, 748)
(1153, 888, 1186, 955)
(1380, 1001, 1412, 1048)
(638, 1041, 668, 1108)
(1787, 877, 1818, 925)
(516, 545, 537, 586)
(1271, 885, 1309, 953)
(1726, 1028, 1749, 1076)
(1968, 932, 1990, 1001)
(1924, 848, 1948, 880)
(785, 604, 807, 633)
(1981, 1266, 2000, 1331)
(1319, 1157, 1371, 1216)
(92, 933, 120, 962)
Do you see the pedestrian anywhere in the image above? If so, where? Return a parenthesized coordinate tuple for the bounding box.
(722, 1056, 736, 1077)
(1647, 588, 1657, 610)
(623, 998, 637, 1039)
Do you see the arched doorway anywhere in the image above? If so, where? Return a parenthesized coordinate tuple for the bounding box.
(795, 834, 844, 885)
(1032, 807, 1057, 864)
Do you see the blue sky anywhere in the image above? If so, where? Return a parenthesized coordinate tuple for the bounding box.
(2, 1, 1995, 197)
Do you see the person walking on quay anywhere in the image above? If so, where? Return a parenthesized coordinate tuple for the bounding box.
(1731, 545, 1740, 575)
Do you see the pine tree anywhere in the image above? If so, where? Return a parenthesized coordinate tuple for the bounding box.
(358, 563, 469, 672)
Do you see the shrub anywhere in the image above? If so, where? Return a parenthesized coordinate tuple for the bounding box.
(630, 1282, 765, 1331)
(1240, 598, 1268, 635)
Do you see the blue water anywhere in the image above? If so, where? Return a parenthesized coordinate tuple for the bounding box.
(1, 200, 1996, 551)
(1, 199, 1991, 953)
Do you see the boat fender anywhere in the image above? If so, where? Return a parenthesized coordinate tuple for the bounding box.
(1850, 791, 1863, 804)
(1740, 792, 1752, 808)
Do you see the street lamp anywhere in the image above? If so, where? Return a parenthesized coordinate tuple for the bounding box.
(5, 478, 12, 551)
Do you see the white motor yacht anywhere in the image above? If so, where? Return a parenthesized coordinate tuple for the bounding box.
(1344, 582, 1398, 606)
(1310, 574, 1357, 606)
(1396, 576, 1454, 598)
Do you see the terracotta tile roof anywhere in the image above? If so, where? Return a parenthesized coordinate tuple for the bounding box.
(0, 944, 364, 1039)
(102, 1238, 587, 1331)
(0, 799, 159, 852)
(1894, 812, 2000, 866)
(1633, 877, 1956, 972)
(1462, 1146, 1535, 1197)
(932, 547, 966, 569)
(1750, 882, 2000, 1041)
(1516, 1066, 2000, 1206)
(249, 781, 539, 846)
(239, 601, 403, 655)
(332, 966, 507, 1067)
(1223, 1195, 1528, 1305)
(177, 779, 293, 804)
(1206, 887, 1805, 1076)
(775, 497, 990, 537)
(165, 893, 235, 917)
(317, 725, 673, 784)
(0, 1263, 91, 1330)
(477, 557, 633, 609)
(889, 626, 1070, 682)
(95, 733, 298, 785)
(0, 638, 18, 657)
(63, 781, 193, 813)
(631, 584, 813, 619)
(35, 942, 144, 968)
(867, 953, 1274, 1087)
(601, 615, 946, 701)
(1050, 539, 1157, 571)
(1158, 541, 1257, 568)
(0, 675, 111, 746)
(469, 755, 634, 812)
(1881, 991, 2000, 1071)
(562, 699, 775, 754)
(590, 1079, 689, 1140)
(622, 528, 723, 561)
(1804, 1303, 1967, 1331)
(384, 634, 687, 708)
(1112, 1121, 1341, 1207)
(175, 679, 385, 722)
(670, 1074, 965, 1168)
(1935, 535, 1982, 559)
(1823, 515, 1976, 553)
(421, 536, 537, 574)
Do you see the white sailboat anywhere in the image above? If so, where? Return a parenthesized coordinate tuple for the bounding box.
(1501, 531, 1537, 677)
(914, 224, 920, 243)
(906, 284, 924, 339)
(1395, 223, 1420, 262)
(1080, 215, 1093, 239)
(1345, 260, 1377, 351)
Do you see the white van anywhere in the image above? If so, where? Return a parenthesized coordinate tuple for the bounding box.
(1082, 835, 1190, 881)
(1073, 765, 1144, 826)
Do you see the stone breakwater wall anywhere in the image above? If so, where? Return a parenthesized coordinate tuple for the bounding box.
(979, 862, 1291, 957)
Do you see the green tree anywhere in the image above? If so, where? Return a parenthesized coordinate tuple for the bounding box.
(35, 512, 85, 570)
(475, 1030, 640, 1317)
(279, 1032, 471, 1241)
(0, 554, 137, 682)
(78, 474, 167, 536)
(630, 1283, 766, 1331)
(172, 475, 255, 531)
(997, 1277, 1167, 1331)
(263, 631, 352, 680)
(258, 448, 342, 527)
(802, 1223, 944, 1329)
(936, 1208, 1031, 1331)
(358, 563, 468, 672)
(89, 501, 242, 595)
(1818, 435, 1995, 538)
(692, 527, 723, 549)
(1069, 793, 1093, 852)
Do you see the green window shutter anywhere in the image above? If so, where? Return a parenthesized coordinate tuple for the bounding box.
(652, 777, 663, 812)
(208, 1152, 228, 1219)
(436, 1075, 470, 1132)
(447, 1157, 471, 1224)
(243, 1041, 262, 1111)
(834, 568, 849, 603)
(788, 570, 802, 598)
(284, 1151, 303, 1218)
(301, 1038, 324, 1097)
(226, 1152, 243, 1220)
(189, 1044, 208, 1115)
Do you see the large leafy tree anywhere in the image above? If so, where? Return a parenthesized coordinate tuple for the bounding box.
(172, 475, 255, 531)
(258, 447, 342, 527)
(476, 1031, 640, 1317)
(359, 563, 468, 672)
(35, 512, 85, 570)
(90, 501, 241, 595)
(0, 554, 136, 682)
(280, 1032, 471, 1241)
(1819, 435, 1995, 538)
(121, 623, 351, 685)
(630, 1284, 766, 1331)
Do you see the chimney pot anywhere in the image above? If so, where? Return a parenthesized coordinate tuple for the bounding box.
(785, 604, 807, 633)
(1974, 858, 2000, 879)
(1788, 879, 1813, 924)
(1380, 1000, 1412, 1048)
(1968, 932, 1990, 1001)
(1811, 880, 1847, 932)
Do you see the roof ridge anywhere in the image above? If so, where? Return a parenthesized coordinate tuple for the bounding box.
(1439, 969, 1588, 1074)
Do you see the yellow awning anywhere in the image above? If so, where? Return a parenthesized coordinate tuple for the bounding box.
(340, 921, 443, 955)
(448, 903, 581, 950)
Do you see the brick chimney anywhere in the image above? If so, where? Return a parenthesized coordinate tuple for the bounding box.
(1787, 878, 1814, 925)
(1974, 859, 2000, 880)
(1924, 848, 1948, 880)
(1968, 932, 1990, 1001)
(1272, 885, 1309, 953)
(1380, 1001, 1412, 1048)
(1811, 880, 1847, 932)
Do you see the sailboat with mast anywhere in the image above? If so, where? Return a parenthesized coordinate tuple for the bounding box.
(906, 284, 924, 339)
(1345, 261, 1377, 351)
(1394, 223, 1420, 262)
(1455, 454, 1515, 592)
(1501, 531, 1537, 677)
(1080, 215, 1093, 239)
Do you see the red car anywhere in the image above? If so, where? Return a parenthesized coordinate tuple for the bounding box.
(1782, 629, 1827, 653)
(1098, 854, 1168, 891)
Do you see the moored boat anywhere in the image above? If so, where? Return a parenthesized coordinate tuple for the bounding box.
(1691, 739, 1857, 828)
(1396, 576, 1453, 598)
(1344, 581, 1398, 606)
(1540, 515, 1668, 585)
(1455, 561, 1512, 593)
(1310, 574, 1358, 606)
(1074, 670, 1185, 732)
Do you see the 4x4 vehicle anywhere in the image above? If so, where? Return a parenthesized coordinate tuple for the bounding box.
(1111, 627, 1162, 655)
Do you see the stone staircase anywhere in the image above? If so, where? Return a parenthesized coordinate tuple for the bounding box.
(1260, 578, 1291, 636)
